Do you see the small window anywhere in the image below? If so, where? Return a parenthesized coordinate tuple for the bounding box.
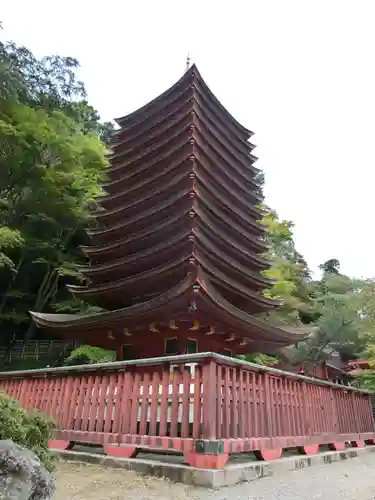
(165, 337, 178, 355)
(122, 344, 133, 360)
(223, 349, 232, 357)
(186, 338, 198, 354)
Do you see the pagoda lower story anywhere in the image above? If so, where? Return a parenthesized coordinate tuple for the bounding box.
(31, 272, 307, 360)
(30, 64, 309, 359)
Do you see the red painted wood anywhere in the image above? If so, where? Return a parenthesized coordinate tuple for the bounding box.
(28, 378, 38, 410)
(296, 381, 305, 436)
(118, 372, 132, 434)
(88, 375, 101, 433)
(65, 376, 79, 430)
(3, 354, 375, 470)
(48, 440, 71, 451)
(259, 374, 267, 438)
(149, 371, 159, 436)
(104, 444, 139, 458)
(184, 452, 228, 469)
(110, 372, 121, 434)
(74, 375, 86, 431)
(223, 366, 230, 438)
(252, 372, 259, 438)
(238, 370, 245, 438)
(231, 367, 238, 438)
(104, 373, 117, 434)
(59, 377, 72, 429)
(170, 368, 180, 437)
(159, 369, 169, 437)
(264, 374, 273, 438)
(244, 371, 251, 438)
(181, 367, 190, 438)
(254, 448, 282, 461)
(96, 375, 108, 433)
(193, 365, 203, 439)
(81, 375, 94, 431)
(130, 372, 141, 435)
(297, 445, 319, 455)
(202, 361, 217, 439)
(139, 372, 150, 435)
(215, 364, 223, 439)
(50, 377, 62, 422)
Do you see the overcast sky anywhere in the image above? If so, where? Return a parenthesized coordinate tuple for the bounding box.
(2, 1, 374, 278)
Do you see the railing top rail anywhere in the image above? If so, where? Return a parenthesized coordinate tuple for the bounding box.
(0, 351, 369, 393)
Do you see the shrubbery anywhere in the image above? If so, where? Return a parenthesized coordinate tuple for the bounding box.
(0, 393, 56, 471)
(64, 345, 115, 365)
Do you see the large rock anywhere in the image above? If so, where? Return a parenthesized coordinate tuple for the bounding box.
(0, 440, 55, 499)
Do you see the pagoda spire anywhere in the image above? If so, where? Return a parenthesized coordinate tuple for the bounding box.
(185, 53, 191, 72)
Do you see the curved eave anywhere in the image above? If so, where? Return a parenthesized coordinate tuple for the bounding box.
(81, 210, 190, 258)
(195, 229, 272, 282)
(115, 65, 252, 138)
(110, 106, 193, 163)
(195, 252, 279, 310)
(86, 188, 191, 240)
(193, 115, 258, 175)
(195, 183, 264, 237)
(104, 128, 191, 185)
(79, 229, 191, 276)
(89, 169, 191, 223)
(30, 275, 194, 330)
(114, 68, 192, 126)
(192, 65, 252, 137)
(196, 270, 309, 345)
(97, 145, 192, 208)
(194, 167, 262, 220)
(194, 145, 262, 206)
(111, 89, 193, 148)
(194, 202, 269, 255)
(68, 254, 191, 298)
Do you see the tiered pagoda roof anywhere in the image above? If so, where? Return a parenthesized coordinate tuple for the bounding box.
(31, 64, 309, 354)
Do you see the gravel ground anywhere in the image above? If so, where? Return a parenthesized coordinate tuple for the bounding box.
(54, 455, 375, 500)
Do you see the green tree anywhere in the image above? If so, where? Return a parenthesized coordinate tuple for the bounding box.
(0, 40, 108, 343)
(291, 271, 365, 363)
(261, 207, 314, 325)
(319, 258, 340, 275)
(64, 345, 115, 366)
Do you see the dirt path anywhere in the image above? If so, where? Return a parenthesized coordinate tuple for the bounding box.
(55, 456, 375, 500)
(54, 461, 196, 500)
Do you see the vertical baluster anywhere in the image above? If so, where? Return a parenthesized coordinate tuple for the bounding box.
(159, 369, 169, 437)
(149, 371, 159, 436)
(139, 372, 150, 436)
(193, 364, 202, 439)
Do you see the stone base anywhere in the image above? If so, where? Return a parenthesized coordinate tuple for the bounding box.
(54, 445, 375, 488)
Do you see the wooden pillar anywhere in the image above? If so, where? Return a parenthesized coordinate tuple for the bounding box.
(115, 344, 123, 361)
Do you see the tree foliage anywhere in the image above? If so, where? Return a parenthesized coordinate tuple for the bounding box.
(261, 208, 370, 367)
(64, 345, 115, 366)
(0, 39, 109, 343)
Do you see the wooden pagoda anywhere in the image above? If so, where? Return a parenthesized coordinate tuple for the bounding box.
(30, 64, 308, 360)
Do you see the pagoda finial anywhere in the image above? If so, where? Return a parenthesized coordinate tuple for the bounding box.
(185, 53, 191, 73)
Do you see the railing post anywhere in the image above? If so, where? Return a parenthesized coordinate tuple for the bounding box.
(202, 359, 217, 439)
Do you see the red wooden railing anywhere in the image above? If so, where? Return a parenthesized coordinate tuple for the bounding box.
(0, 353, 374, 468)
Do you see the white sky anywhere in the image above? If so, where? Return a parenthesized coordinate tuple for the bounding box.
(2, 1, 375, 279)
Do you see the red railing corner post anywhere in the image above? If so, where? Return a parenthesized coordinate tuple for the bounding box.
(202, 358, 217, 440)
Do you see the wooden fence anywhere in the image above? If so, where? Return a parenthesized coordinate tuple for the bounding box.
(0, 352, 374, 468)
